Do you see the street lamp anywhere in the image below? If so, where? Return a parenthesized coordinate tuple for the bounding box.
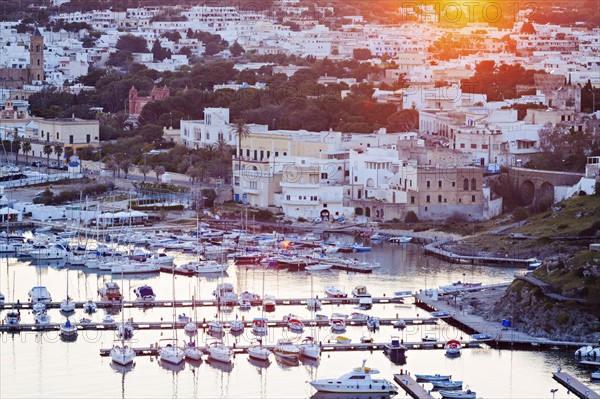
(551, 388, 558, 399)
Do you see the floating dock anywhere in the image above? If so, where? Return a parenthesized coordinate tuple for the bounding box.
(99, 340, 480, 357)
(393, 371, 434, 399)
(0, 316, 439, 333)
(0, 296, 404, 311)
(552, 371, 600, 399)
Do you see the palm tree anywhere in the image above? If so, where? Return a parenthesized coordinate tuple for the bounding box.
(230, 119, 251, 190)
(22, 141, 31, 163)
(54, 145, 63, 163)
(43, 144, 53, 167)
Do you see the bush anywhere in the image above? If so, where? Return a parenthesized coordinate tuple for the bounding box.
(578, 190, 587, 196)
(404, 211, 419, 223)
(254, 209, 274, 222)
(512, 207, 528, 221)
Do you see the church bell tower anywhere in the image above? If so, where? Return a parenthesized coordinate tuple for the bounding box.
(29, 28, 44, 83)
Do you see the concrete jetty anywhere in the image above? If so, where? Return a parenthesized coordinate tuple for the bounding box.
(393, 371, 434, 399)
(552, 371, 600, 399)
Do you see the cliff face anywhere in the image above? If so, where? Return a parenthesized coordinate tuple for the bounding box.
(481, 281, 600, 342)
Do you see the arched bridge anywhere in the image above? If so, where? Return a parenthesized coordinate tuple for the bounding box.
(508, 167, 585, 205)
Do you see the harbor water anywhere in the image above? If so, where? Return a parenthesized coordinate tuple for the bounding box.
(1, 233, 598, 398)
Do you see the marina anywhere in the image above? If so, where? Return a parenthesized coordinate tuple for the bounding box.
(552, 371, 600, 399)
(393, 371, 435, 399)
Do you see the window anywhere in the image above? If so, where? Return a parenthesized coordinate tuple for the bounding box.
(471, 143, 477, 149)
(463, 178, 469, 190)
(69, 135, 73, 144)
(471, 178, 476, 190)
(426, 195, 430, 203)
(460, 143, 465, 149)
(234, 176, 240, 186)
(471, 195, 476, 202)
(249, 181, 257, 190)
(424, 206, 428, 211)
(410, 196, 415, 204)
(206, 132, 210, 140)
(438, 195, 442, 203)
(323, 203, 327, 208)
(426, 180, 431, 188)
(260, 150, 264, 159)
(482, 144, 488, 149)
(246, 149, 250, 157)
(56, 132, 59, 140)
(253, 150, 257, 160)
(354, 176, 358, 182)
(267, 151, 270, 158)
(275, 151, 279, 157)
(452, 182, 456, 187)
(86, 134, 90, 143)
(321, 173, 328, 179)
(438, 180, 442, 188)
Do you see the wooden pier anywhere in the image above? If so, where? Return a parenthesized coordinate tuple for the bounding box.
(552, 371, 600, 399)
(393, 372, 434, 399)
(0, 296, 404, 311)
(0, 316, 439, 333)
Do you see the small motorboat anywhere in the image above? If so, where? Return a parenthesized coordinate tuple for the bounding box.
(591, 369, 600, 380)
(117, 321, 135, 340)
(273, 339, 300, 359)
(324, 286, 347, 298)
(60, 319, 78, 339)
(389, 236, 412, 243)
(28, 286, 52, 304)
(331, 318, 346, 332)
(415, 373, 451, 382)
(422, 335, 437, 342)
(98, 282, 122, 302)
(309, 360, 398, 393)
(83, 300, 97, 314)
(4, 309, 20, 326)
(445, 339, 462, 357)
(79, 318, 91, 324)
(366, 316, 380, 331)
(351, 312, 368, 320)
(238, 298, 252, 310)
(360, 336, 373, 343)
(178, 314, 191, 324)
(34, 311, 51, 325)
(440, 389, 476, 399)
(284, 314, 305, 333)
(394, 319, 407, 329)
(306, 264, 332, 272)
(252, 317, 268, 335)
(431, 311, 451, 318)
(263, 295, 276, 312)
(471, 333, 492, 341)
(103, 315, 115, 324)
(384, 336, 407, 362)
(32, 302, 47, 314)
(306, 297, 322, 310)
(133, 285, 156, 302)
(352, 285, 371, 298)
(432, 380, 463, 390)
(336, 336, 351, 344)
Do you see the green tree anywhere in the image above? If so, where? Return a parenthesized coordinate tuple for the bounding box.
(54, 144, 63, 162)
(119, 158, 133, 178)
(22, 141, 31, 163)
(138, 164, 152, 181)
(116, 35, 148, 53)
(154, 165, 166, 181)
(229, 41, 244, 57)
(43, 144, 53, 167)
(353, 48, 372, 60)
(230, 119, 251, 188)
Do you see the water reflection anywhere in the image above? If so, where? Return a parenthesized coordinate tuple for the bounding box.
(311, 394, 394, 399)
(158, 358, 185, 373)
(205, 358, 234, 373)
(248, 357, 271, 369)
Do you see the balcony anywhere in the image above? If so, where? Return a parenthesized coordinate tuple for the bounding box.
(280, 181, 320, 188)
(281, 198, 320, 205)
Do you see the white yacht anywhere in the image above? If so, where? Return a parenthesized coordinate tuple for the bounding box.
(28, 286, 52, 304)
(147, 252, 174, 265)
(30, 244, 69, 261)
(183, 341, 203, 361)
(309, 360, 398, 393)
(180, 260, 228, 274)
(252, 318, 268, 335)
(213, 283, 238, 305)
(110, 345, 136, 366)
(207, 320, 224, 334)
(299, 336, 321, 360)
(111, 262, 160, 274)
(60, 297, 75, 313)
(306, 297, 322, 310)
(158, 340, 185, 365)
(248, 339, 271, 361)
(229, 319, 245, 334)
(207, 341, 233, 363)
(4, 309, 20, 325)
(60, 319, 78, 340)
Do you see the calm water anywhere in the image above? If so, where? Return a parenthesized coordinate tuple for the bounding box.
(1, 234, 598, 398)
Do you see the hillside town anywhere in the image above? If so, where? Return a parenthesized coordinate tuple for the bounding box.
(1, 2, 600, 397)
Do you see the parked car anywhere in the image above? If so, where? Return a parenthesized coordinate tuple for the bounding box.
(31, 161, 43, 167)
